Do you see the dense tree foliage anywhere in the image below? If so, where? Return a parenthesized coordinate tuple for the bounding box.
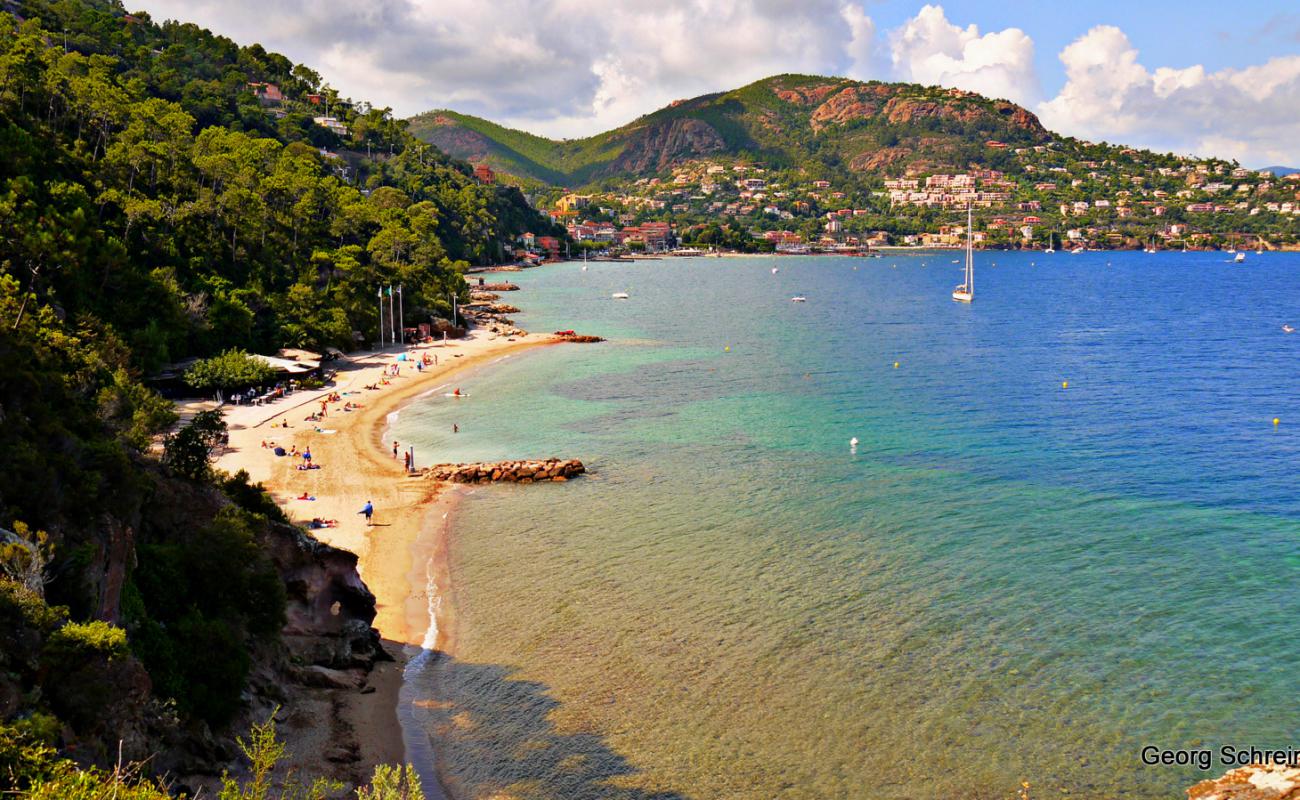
(1, 0, 562, 370)
(0, 1, 564, 783)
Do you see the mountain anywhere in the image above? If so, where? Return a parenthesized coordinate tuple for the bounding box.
(1258, 166, 1298, 177)
(408, 74, 1051, 187)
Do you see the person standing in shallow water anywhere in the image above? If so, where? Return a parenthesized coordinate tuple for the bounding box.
(392, 440, 399, 458)
(358, 501, 373, 526)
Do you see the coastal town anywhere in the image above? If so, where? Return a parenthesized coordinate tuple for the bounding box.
(505, 151, 1299, 256)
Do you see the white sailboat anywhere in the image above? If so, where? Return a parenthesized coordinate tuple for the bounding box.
(952, 205, 974, 303)
(1044, 232, 1055, 254)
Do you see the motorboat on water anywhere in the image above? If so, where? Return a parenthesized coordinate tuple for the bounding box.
(791, 295, 807, 303)
(612, 292, 629, 299)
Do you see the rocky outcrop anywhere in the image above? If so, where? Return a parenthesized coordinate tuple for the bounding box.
(611, 117, 727, 174)
(257, 522, 388, 671)
(773, 81, 843, 106)
(809, 84, 893, 130)
(1188, 764, 1300, 799)
(479, 282, 520, 292)
(424, 458, 585, 484)
(556, 333, 604, 343)
(476, 302, 520, 314)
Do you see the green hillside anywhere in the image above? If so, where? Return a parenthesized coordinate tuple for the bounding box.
(408, 74, 1051, 187)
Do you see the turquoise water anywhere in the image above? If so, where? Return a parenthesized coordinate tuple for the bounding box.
(395, 253, 1300, 799)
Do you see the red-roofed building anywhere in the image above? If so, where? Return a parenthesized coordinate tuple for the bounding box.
(536, 236, 561, 257)
(473, 164, 495, 184)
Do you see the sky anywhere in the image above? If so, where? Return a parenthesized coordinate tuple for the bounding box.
(132, 1, 1300, 167)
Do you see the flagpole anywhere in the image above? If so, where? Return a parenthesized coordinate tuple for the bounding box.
(397, 284, 404, 345)
(377, 286, 384, 348)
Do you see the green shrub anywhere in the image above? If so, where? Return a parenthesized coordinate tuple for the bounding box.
(43, 620, 129, 668)
(218, 712, 340, 800)
(129, 508, 285, 725)
(184, 350, 277, 392)
(219, 470, 288, 523)
(0, 578, 66, 634)
(162, 410, 227, 481)
(357, 765, 426, 800)
(0, 718, 62, 792)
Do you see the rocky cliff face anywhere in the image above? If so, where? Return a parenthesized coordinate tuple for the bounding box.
(610, 117, 727, 174)
(260, 521, 387, 672)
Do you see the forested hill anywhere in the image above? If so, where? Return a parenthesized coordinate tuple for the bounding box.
(0, 2, 554, 792)
(1, 0, 563, 370)
(408, 74, 1051, 186)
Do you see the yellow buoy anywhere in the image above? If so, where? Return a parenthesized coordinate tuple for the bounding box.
(893, 361, 900, 368)
(1273, 417, 1280, 426)
(724, 346, 730, 352)
(1062, 380, 1069, 389)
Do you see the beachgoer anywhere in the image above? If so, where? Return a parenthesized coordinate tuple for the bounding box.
(303, 447, 312, 464)
(358, 501, 374, 525)
(392, 441, 399, 458)
(453, 423, 459, 434)
(404, 451, 412, 471)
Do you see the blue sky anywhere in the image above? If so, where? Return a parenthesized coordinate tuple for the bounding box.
(137, 1, 1300, 166)
(878, 1, 1299, 92)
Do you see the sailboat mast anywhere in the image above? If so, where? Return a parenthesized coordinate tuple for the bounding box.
(967, 204, 974, 293)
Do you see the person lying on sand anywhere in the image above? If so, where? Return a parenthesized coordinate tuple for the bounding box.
(295, 463, 321, 471)
(308, 518, 337, 529)
(297, 492, 315, 501)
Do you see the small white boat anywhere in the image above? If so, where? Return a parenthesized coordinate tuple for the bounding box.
(581, 265, 588, 271)
(849, 437, 859, 450)
(1070, 247, 1084, 255)
(612, 292, 629, 299)
(771, 267, 779, 274)
(952, 204, 974, 303)
(1044, 232, 1056, 254)
(1282, 324, 1295, 334)
(791, 295, 807, 303)
(1234, 252, 1246, 263)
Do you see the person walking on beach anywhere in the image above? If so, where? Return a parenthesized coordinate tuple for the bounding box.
(358, 501, 374, 526)
(452, 423, 459, 434)
(392, 440, 399, 458)
(403, 450, 412, 471)
(303, 447, 312, 465)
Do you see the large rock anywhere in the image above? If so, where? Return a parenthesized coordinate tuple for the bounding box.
(258, 522, 389, 670)
(1188, 764, 1300, 799)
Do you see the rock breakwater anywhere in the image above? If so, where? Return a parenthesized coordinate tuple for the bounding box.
(424, 458, 585, 483)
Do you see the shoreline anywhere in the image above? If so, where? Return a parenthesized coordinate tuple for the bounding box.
(213, 328, 559, 795)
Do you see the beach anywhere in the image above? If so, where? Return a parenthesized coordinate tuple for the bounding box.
(212, 328, 558, 792)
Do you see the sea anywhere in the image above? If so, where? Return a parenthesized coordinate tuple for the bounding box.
(390, 251, 1300, 800)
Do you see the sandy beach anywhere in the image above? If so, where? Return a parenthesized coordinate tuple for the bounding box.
(212, 328, 559, 790)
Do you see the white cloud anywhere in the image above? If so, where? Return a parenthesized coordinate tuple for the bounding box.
(135, 0, 884, 138)
(887, 4, 1038, 105)
(1038, 25, 1300, 165)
